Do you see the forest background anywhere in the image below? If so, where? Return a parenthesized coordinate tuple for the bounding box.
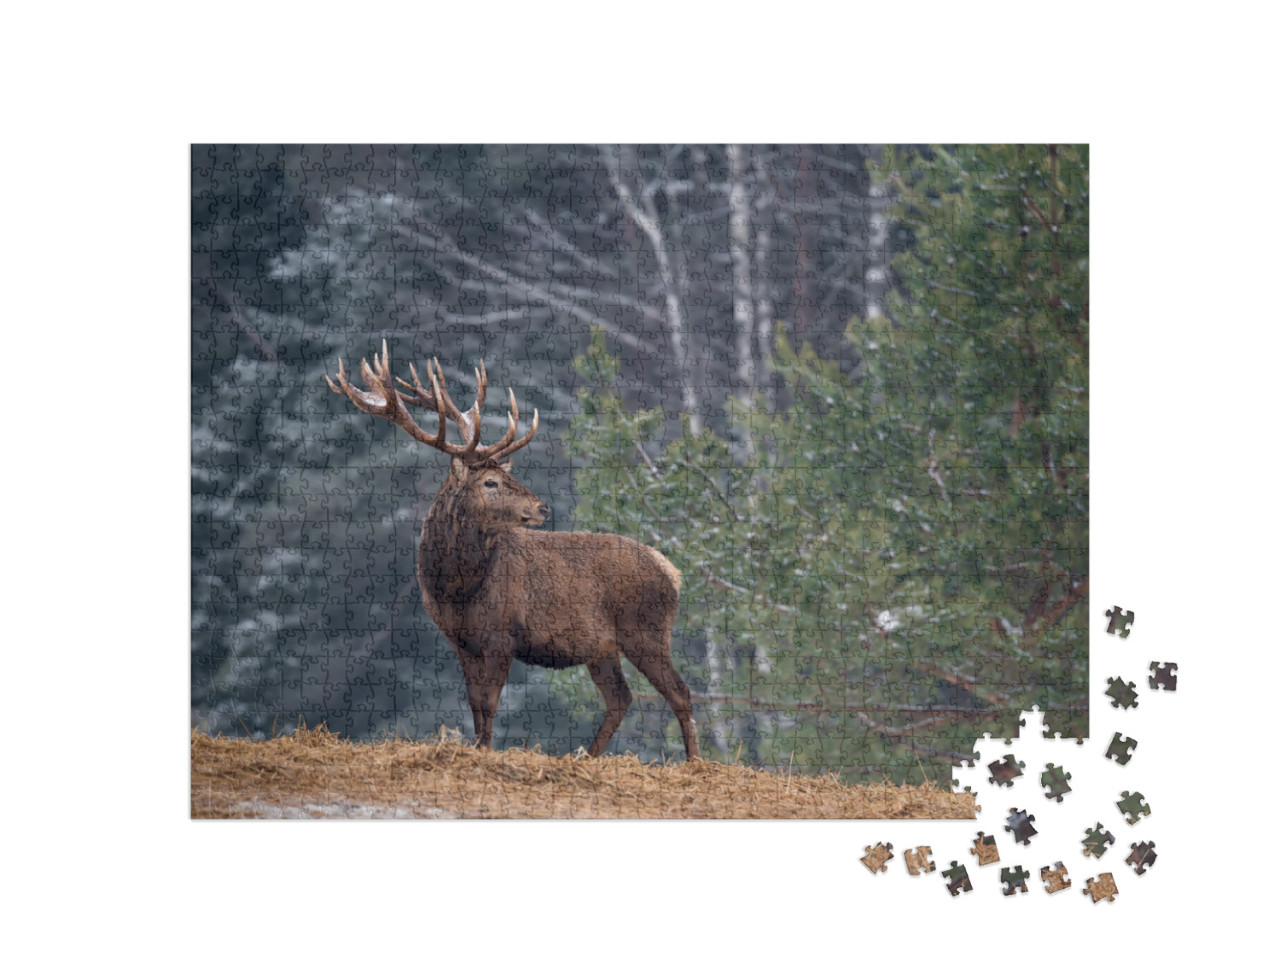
(191, 144, 1088, 785)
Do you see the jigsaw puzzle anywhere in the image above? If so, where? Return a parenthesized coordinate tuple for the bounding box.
(861, 843, 895, 874)
(970, 833, 1001, 866)
(942, 862, 973, 897)
(1041, 863, 1071, 894)
(1083, 873, 1119, 903)
(1041, 763, 1072, 802)
(1001, 866, 1031, 896)
(1082, 823, 1116, 858)
(1104, 605, 1134, 637)
(1105, 676, 1139, 709)
(190, 144, 1090, 819)
(1005, 808, 1038, 846)
(1126, 841, 1157, 875)
(1117, 790, 1152, 825)
(1105, 732, 1138, 765)
(903, 847, 935, 876)
(988, 754, 1026, 787)
(1149, 662, 1178, 691)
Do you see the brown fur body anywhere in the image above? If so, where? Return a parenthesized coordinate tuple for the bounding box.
(417, 460, 700, 759)
(327, 344, 699, 760)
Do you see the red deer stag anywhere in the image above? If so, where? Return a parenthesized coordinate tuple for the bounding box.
(327, 341, 700, 760)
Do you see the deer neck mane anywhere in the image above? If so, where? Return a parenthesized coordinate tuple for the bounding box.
(418, 481, 505, 604)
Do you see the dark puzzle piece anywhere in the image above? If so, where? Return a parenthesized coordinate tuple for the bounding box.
(970, 832, 1001, 866)
(987, 753, 1026, 787)
(1149, 661, 1178, 691)
(903, 847, 935, 876)
(1041, 763, 1072, 802)
(942, 861, 973, 897)
(1005, 808, 1037, 846)
(1105, 732, 1138, 765)
(1104, 605, 1135, 637)
(1126, 841, 1158, 875)
(1083, 873, 1119, 903)
(1041, 862, 1071, 894)
(1117, 790, 1151, 825)
(860, 842, 894, 874)
(1001, 865, 1031, 895)
(1082, 822, 1115, 858)
(1105, 676, 1139, 709)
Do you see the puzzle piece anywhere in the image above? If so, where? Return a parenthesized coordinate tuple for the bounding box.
(1001, 865, 1031, 895)
(942, 861, 972, 897)
(1105, 676, 1139, 709)
(1117, 790, 1151, 825)
(903, 847, 935, 876)
(860, 842, 894, 874)
(987, 753, 1025, 787)
(1083, 873, 1119, 903)
(970, 832, 1001, 866)
(1041, 763, 1072, 802)
(1105, 732, 1138, 765)
(1041, 862, 1071, 894)
(1004, 808, 1037, 846)
(1126, 841, 1158, 875)
(1149, 662, 1178, 691)
(1104, 606, 1135, 637)
(1082, 823, 1115, 858)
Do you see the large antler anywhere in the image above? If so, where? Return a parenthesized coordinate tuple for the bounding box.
(326, 340, 538, 462)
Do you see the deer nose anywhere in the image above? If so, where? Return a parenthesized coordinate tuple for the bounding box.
(538, 503, 550, 520)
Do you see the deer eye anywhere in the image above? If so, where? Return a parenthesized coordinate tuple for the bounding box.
(483, 478, 499, 489)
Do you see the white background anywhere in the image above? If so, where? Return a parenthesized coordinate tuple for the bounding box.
(5, 2, 1272, 957)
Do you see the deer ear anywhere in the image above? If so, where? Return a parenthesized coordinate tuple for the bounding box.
(449, 458, 469, 482)
(497, 460, 513, 474)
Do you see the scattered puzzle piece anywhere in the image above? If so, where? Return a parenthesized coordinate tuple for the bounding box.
(988, 753, 1025, 787)
(1117, 790, 1151, 825)
(1041, 763, 1072, 802)
(1149, 661, 1178, 691)
(942, 861, 972, 897)
(903, 847, 935, 876)
(970, 832, 1001, 866)
(1005, 808, 1037, 846)
(1082, 823, 1115, 858)
(1105, 676, 1139, 709)
(1083, 873, 1119, 903)
(1105, 606, 1134, 637)
(1126, 841, 1157, 875)
(1001, 865, 1031, 895)
(860, 842, 894, 874)
(1105, 732, 1138, 765)
(1041, 862, 1071, 894)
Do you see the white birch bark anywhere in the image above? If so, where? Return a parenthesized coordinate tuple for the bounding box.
(600, 146, 703, 436)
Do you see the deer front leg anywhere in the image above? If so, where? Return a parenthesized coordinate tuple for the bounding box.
(457, 644, 513, 749)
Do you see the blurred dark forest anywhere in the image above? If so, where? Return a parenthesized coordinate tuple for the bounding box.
(192, 144, 1088, 784)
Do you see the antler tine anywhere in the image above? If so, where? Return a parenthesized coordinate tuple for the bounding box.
(427, 358, 470, 432)
(328, 342, 470, 455)
(491, 405, 540, 463)
(328, 343, 537, 462)
(396, 361, 438, 410)
(423, 359, 456, 450)
(326, 356, 391, 416)
(476, 387, 539, 462)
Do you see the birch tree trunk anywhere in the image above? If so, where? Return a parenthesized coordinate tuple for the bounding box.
(726, 144, 757, 461)
(600, 145, 703, 436)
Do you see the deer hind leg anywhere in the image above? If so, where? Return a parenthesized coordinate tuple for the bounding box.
(457, 646, 513, 750)
(585, 653, 633, 757)
(627, 648, 701, 761)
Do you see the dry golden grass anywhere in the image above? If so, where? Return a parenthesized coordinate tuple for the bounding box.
(191, 725, 976, 819)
